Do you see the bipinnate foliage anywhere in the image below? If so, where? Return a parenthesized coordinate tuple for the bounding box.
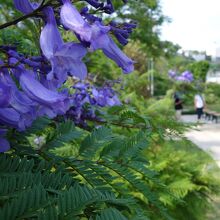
(1, 105, 219, 220)
(0, 106, 173, 220)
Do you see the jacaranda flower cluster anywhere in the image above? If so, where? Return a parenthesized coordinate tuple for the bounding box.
(168, 70, 194, 83)
(0, 0, 135, 152)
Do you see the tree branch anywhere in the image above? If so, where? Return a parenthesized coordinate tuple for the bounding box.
(0, 0, 78, 30)
(0, 10, 41, 30)
(0, 0, 58, 30)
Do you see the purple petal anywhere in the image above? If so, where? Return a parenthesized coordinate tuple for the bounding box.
(20, 72, 66, 105)
(168, 70, 176, 78)
(0, 108, 21, 129)
(0, 138, 10, 153)
(0, 129, 7, 136)
(13, 0, 39, 14)
(37, 106, 57, 118)
(102, 39, 134, 73)
(61, 0, 92, 42)
(10, 89, 36, 114)
(90, 22, 134, 73)
(50, 42, 87, 81)
(0, 80, 11, 107)
(40, 7, 63, 59)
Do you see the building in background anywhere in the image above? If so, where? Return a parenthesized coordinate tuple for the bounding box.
(206, 70, 220, 84)
(214, 47, 220, 62)
(182, 50, 210, 61)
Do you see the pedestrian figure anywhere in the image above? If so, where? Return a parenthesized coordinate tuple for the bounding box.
(194, 93, 205, 122)
(174, 93, 183, 120)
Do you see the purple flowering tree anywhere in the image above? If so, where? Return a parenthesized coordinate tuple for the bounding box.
(0, 1, 173, 220)
(168, 69, 194, 83)
(0, 0, 137, 152)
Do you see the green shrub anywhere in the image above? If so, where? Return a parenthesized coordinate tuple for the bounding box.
(146, 139, 220, 220)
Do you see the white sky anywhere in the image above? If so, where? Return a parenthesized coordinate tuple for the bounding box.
(160, 0, 220, 56)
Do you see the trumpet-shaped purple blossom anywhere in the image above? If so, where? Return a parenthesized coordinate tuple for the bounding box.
(0, 108, 21, 130)
(181, 70, 194, 82)
(14, 0, 40, 14)
(13, 0, 134, 76)
(20, 71, 70, 115)
(0, 0, 135, 152)
(61, 0, 92, 42)
(0, 80, 11, 107)
(168, 70, 176, 78)
(0, 129, 10, 153)
(60, 1, 134, 74)
(67, 82, 121, 126)
(87, 21, 134, 73)
(40, 7, 88, 83)
(168, 69, 193, 83)
(92, 87, 121, 107)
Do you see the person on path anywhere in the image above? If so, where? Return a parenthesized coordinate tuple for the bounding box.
(174, 93, 183, 120)
(194, 93, 205, 122)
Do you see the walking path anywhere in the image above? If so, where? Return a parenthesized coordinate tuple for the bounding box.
(182, 115, 220, 167)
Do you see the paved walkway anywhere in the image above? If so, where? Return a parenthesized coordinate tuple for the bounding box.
(182, 115, 220, 167)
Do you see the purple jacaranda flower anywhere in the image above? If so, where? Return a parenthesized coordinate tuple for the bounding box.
(8, 57, 26, 79)
(60, 1, 134, 73)
(0, 129, 10, 152)
(85, 0, 115, 14)
(10, 89, 37, 127)
(40, 7, 88, 83)
(175, 76, 186, 82)
(0, 138, 10, 153)
(61, 0, 92, 42)
(40, 7, 63, 59)
(2, 72, 37, 128)
(73, 82, 89, 91)
(90, 21, 134, 73)
(0, 108, 22, 130)
(181, 70, 193, 82)
(67, 81, 121, 126)
(92, 88, 106, 106)
(0, 68, 37, 129)
(14, 0, 40, 14)
(19, 71, 70, 115)
(110, 22, 136, 46)
(7, 50, 41, 69)
(85, 0, 103, 9)
(80, 7, 102, 23)
(168, 70, 176, 78)
(172, 70, 193, 83)
(0, 80, 11, 107)
(92, 86, 121, 107)
(48, 43, 87, 82)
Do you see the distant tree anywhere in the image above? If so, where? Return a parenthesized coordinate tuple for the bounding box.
(123, 40, 148, 73)
(161, 40, 181, 58)
(187, 60, 210, 82)
(113, 0, 168, 57)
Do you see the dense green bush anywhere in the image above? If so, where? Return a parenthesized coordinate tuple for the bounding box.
(146, 139, 220, 220)
(204, 83, 220, 112)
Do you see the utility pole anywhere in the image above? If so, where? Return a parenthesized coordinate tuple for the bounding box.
(147, 59, 151, 93)
(150, 58, 154, 96)
(147, 58, 154, 96)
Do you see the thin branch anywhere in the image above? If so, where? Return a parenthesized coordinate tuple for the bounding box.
(0, 0, 79, 30)
(0, 0, 56, 30)
(0, 10, 41, 30)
